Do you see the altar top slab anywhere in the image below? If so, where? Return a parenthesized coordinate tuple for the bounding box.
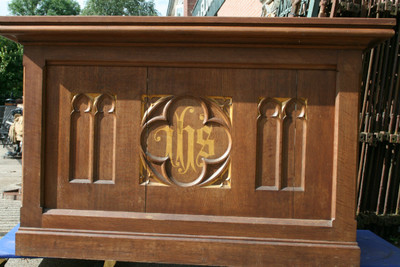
(0, 16, 395, 49)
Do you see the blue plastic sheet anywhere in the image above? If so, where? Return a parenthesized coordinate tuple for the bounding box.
(358, 229, 400, 267)
(0, 223, 19, 258)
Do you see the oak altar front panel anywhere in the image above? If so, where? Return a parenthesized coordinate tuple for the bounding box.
(44, 64, 335, 221)
(144, 67, 335, 220)
(44, 65, 147, 211)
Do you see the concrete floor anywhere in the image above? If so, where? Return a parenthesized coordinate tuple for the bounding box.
(0, 145, 21, 237)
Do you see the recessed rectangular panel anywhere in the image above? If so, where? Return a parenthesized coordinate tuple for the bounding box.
(45, 65, 146, 211)
(45, 65, 334, 219)
(144, 67, 333, 220)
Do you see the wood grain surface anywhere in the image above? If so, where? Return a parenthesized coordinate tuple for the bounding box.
(0, 17, 394, 266)
(0, 17, 395, 49)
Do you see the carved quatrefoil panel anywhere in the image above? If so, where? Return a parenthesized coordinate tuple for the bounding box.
(140, 95, 232, 188)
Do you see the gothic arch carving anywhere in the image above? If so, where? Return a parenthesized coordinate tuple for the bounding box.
(256, 98, 282, 190)
(93, 93, 116, 182)
(256, 97, 307, 191)
(281, 98, 306, 190)
(69, 93, 117, 183)
(70, 93, 93, 181)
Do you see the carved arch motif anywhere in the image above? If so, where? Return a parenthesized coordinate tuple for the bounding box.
(93, 93, 116, 182)
(281, 98, 307, 190)
(256, 97, 307, 191)
(256, 98, 282, 190)
(70, 94, 93, 181)
(69, 93, 116, 183)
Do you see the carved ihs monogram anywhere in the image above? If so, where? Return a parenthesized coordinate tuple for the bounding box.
(152, 108, 215, 175)
(140, 95, 232, 188)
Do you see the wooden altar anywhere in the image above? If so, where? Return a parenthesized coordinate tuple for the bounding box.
(0, 17, 395, 266)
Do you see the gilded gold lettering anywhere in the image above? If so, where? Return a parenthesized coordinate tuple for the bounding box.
(179, 126, 196, 174)
(175, 107, 193, 172)
(154, 106, 216, 174)
(154, 126, 177, 167)
(196, 126, 214, 167)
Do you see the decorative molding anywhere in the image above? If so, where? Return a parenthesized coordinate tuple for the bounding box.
(256, 97, 307, 191)
(0, 17, 394, 50)
(140, 95, 232, 188)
